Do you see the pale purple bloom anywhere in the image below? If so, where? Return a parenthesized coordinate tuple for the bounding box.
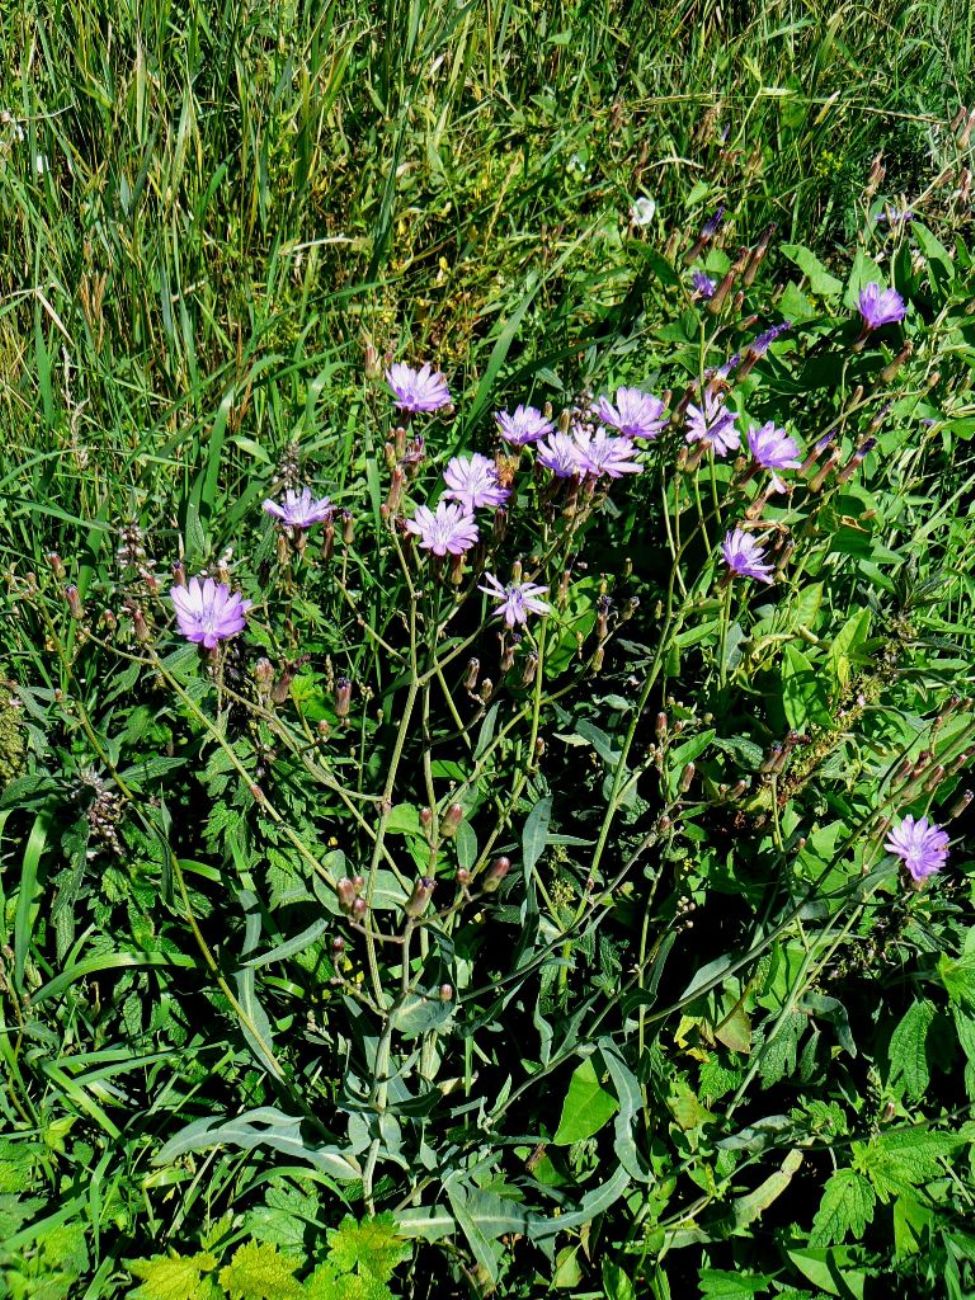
(876, 207, 914, 226)
(629, 196, 657, 226)
(701, 206, 725, 238)
(573, 427, 643, 479)
(717, 352, 741, 380)
(537, 432, 583, 478)
(170, 577, 251, 650)
(749, 320, 791, 356)
(721, 529, 774, 584)
(442, 453, 510, 511)
(262, 487, 332, 529)
(495, 404, 553, 446)
(858, 283, 906, 330)
(479, 572, 550, 628)
(691, 271, 716, 299)
(686, 393, 740, 457)
(595, 387, 667, 441)
(405, 501, 478, 556)
(747, 422, 802, 484)
(885, 814, 949, 882)
(386, 362, 451, 413)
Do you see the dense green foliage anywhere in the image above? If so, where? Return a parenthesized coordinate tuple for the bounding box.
(2, 1, 975, 1296)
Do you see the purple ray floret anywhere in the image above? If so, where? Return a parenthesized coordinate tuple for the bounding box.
(858, 283, 906, 330)
(442, 453, 510, 511)
(686, 392, 740, 457)
(495, 404, 554, 446)
(885, 814, 949, 881)
(406, 500, 479, 556)
(691, 271, 716, 299)
(749, 320, 791, 356)
(262, 487, 333, 529)
(478, 573, 550, 628)
(721, 528, 774, 584)
(595, 386, 668, 440)
(747, 422, 802, 470)
(573, 427, 643, 478)
(386, 361, 451, 413)
(536, 432, 583, 478)
(170, 577, 252, 649)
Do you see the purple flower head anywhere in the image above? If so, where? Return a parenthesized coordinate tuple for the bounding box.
(691, 271, 716, 299)
(495, 404, 553, 446)
(876, 207, 915, 226)
(749, 320, 791, 357)
(573, 427, 644, 479)
(536, 431, 583, 478)
(170, 577, 251, 650)
(685, 392, 740, 457)
(747, 422, 802, 471)
(595, 386, 668, 440)
(701, 206, 725, 239)
(717, 352, 741, 380)
(858, 283, 906, 330)
(405, 500, 479, 556)
(885, 814, 949, 882)
(721, 528, 774, 584)
(262, 487, 333, 530)
(442, 453, 510, 512)
(479, 572, 550, 628)
(386, 362, 451, 413)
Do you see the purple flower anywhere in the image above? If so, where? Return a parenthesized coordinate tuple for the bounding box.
(442, 453, 510, 511)
(262, 487, 333, 529)
(721, 528, 774, 584)
(749, 320, 791, 356)
(170, 577, 251, 649)
(479, 572, 550, 628)
(876, 207, 914, 226)
(885, 814, 949, 882)
(405, 500, 479, 556)
(536, 432, 583, 478)
(495, 404, 553, 447)
(386, 362, 451, 413)
(691, 271, 716, 299)
(701, 206, 725, 238)
(572, 427, 643, 478)
(595, 386, 668, 440)
(858, 283, 906, 330)
(686, 393, 740, 457)
(747, 422, 802, 490)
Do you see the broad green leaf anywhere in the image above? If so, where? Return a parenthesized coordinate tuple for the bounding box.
(826, 608, 872, 694)
(781, 643, 831, 730)
(218, 1241, 302, 1299)
(887, 999, 934, 1100)
(780, 244, 844, 296)
(128, 1251, 219, 1300)
(553, 1056, 619, 1145)
(698, 1270, 772, 1298)
(325, 1213, 410, 1283)
(522, 794, 552, 881)
(810, 1168, 876, 1245)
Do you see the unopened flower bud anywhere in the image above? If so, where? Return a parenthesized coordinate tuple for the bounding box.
(130, 606, 149, 643)
(321, 519, 335, 564)
(334, 676, 352, 719)
(351, 875, 365, 893)
(656, 711, 668, 739)
(482, 856, 511, 893)
(65, 585, 84, 619)
(679, 762, 696, 793)
(101, 609, 117, 632)
(520, 652, 538, 687)
(336, 878, 357, 914)
(271, 664, 296, 704)
(386, 464, 405, 514)
(480, 678, 494, 703)
(46, 552, 65, 579)
(341, 511, 354, 545)
(364, 339, 382, 380)
(352, 896, 368, 920)
(948, 789, 972, 820)
(254, 657, 274, 699)
(276, 532, 291, 566)
(923, 764, 946, 792)
(420, 807, 434, 831)
(463, 658, 480, 692)
(404, 877, 436, 918)
(331, 936, 345, 954)
(441, 803, 464, 839)
(440, 983, 454, 1002)
(456, 868, 472, 887)
(591, 645, 605, 674)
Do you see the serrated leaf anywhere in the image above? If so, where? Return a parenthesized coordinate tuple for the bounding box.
(698, 1269, 772, 1298)
(758, 1010, 804, 1088)
(304, 1263, 391, 1299)
(887, 1000, 934, 1100)
(853, 1127, 965, 1202)
(128, 1251, 219, 1300)
(809, 1168, 876, 1246)
(325, 1213, 410, 1284)
(553, 1056, 619, 1145)
(218, 1241, 303, 1299)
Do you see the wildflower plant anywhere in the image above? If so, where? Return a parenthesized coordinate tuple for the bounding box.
(3, 109, 975, 1300)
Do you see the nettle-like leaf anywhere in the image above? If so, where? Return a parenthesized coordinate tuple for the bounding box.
(809, 1168, 876, 1245)
(217, 1241, 303, 1300)
(304, 1262, 392, 1300)
(127, 1251, 220, 1300)
(853, 1127, 967, 1203)
(325, 1214, 411, 1284)
(887, 999, 935, 1100)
